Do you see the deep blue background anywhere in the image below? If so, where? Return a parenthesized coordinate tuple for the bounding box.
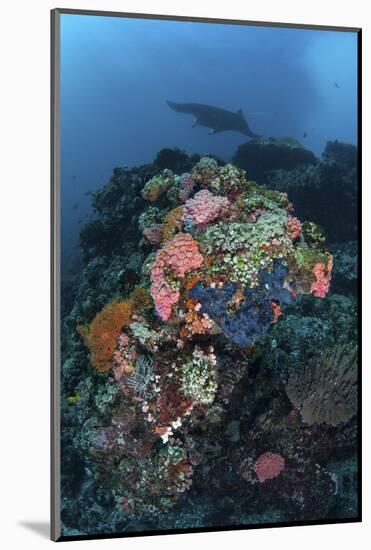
(60, 14, 357, 261)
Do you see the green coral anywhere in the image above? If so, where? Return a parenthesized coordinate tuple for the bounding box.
(191, 156, 220, 187)
(242, 185, 290, 212)
(129, 320, 164, 352)
(141, 169, 177, 201)
(177, 346, 218, 405)
(94, 382, 120, 416)
(292, 244, 321, 269)
(166, 180, 182, 206)
(199, 210, 292, 286)
(138, 206, 166, 231)
(210, 163, 246, 194)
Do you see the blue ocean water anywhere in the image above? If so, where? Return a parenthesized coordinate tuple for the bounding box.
(60, 14, 357, 261)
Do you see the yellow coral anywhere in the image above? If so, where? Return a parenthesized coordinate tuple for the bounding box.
(141, 169, 175, 201)
(162, 206, 184, 242)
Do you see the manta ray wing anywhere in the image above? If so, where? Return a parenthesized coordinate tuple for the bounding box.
(167, 100, 261, 138)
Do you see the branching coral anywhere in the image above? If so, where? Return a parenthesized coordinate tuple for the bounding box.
(116, 440, 193, 514)
(198, 211, 292, 287)
(128, 319, 165, 352)
(209, 163, 247, 195)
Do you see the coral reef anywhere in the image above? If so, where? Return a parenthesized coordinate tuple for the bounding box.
(60, 144, 358, 536)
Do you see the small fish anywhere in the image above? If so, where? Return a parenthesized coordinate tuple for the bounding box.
(72, 175, 77, 180)
(334, 82, 340, 89)
(77, 219, 82, 224)
(303, 132, 307, 139)
(72, 202, 79, 211)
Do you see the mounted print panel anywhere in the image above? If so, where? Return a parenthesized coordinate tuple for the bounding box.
(51, 8, 361, 541)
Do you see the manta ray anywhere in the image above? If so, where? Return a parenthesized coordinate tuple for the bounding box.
(167, 100, 261, 138)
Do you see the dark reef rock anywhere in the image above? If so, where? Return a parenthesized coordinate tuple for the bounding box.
(232, 136, 317, 182)
(264, 140, 358, 242)
(330, 241, 358, 295)
(80, 168, 145, 260)
(153, 147, 224, 174)
(153, 147, 199, 173)
(323, 140, 357, 173)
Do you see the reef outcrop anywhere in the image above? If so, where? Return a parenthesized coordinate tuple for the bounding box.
(60, 145, 358, 535)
